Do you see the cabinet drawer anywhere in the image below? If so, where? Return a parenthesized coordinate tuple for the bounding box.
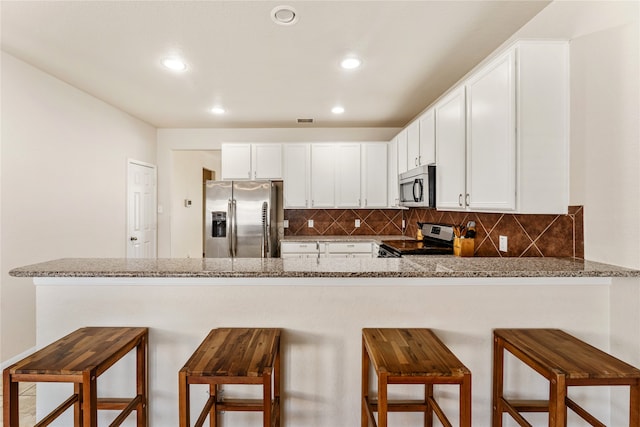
(326, 242, 373, 254)
(281, 242, 323, 254)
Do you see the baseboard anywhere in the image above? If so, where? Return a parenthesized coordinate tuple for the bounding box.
(1, 346, 36, 369)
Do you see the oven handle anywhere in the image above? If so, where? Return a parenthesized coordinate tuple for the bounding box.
(413, 179, 423, 202)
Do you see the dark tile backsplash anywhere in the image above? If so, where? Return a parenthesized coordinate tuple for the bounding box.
(284, 206, 584, 258)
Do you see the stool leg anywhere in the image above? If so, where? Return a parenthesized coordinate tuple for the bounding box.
(378, 372, 388, 427)
(425, 383, 433, 427)
(362, 338, 370, 427)
(629, 380, 639, 427)
(492, 335, 504, 427)
(548, 374, 567, 427)
(274, 343, 281, 427)
(3, 370, 19, 427)
(460, 372, 472, 427)
(263, 370, 272, 427)
(75, 382, 83, 426)
(136, 334, 148, 427)
(178, 371, 190, 427)
(82, 370, 98, 427)
(209, 384, 217, 427)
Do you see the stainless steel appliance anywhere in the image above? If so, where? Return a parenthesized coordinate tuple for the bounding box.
(204, 180, 277, 258)
(378, 222, 454, 257)
(399, 164, 436, 208)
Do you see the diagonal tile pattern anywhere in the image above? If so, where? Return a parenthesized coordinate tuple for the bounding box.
(285, 206, 584, 258)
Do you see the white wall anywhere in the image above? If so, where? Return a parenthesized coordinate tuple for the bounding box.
(157, 129, 399, 257)
(171, 150, 220, 258)
(0, 52, 157, 361)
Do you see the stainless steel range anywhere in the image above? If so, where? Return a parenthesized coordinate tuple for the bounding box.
(378, 223, 454, 257)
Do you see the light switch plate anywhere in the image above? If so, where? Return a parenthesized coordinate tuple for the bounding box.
(499, 235, 508, 252)
(355, 219, 361, 228)
(308, 219, 314, 228)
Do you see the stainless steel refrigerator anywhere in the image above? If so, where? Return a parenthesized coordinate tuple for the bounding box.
(204, 180, 278, 258)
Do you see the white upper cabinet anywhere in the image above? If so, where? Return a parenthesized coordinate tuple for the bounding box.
(396, 129, 408, 174)
(221, 143, 282, 180)
(310, 144, 336, 208)
(435, 40, 569, 214)
(335, 144, 361, 207)
(466, 49, 516, 211)
(282, 144, 310, 208)
(407, 111, 435, 170)
(435, 86, 467, 211)
(418, 109, 436, 166)
(362, 143, 387, 208)
(252, 144, 282, 179)
(221, 143, 252, 179)
(406, 121, 420, 169)
(387, 138, 399, 208)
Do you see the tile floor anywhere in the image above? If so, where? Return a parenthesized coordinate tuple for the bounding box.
(0, 382, 36, 425)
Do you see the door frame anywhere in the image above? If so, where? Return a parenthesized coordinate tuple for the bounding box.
(127, 159, 158, 258)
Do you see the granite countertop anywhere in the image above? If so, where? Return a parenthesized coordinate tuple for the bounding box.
(9, 257, 640, 279)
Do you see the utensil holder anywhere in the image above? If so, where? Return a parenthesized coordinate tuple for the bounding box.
(454, 237, 474, 257)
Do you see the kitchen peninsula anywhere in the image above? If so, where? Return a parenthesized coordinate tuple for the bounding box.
(11, 257, 640, 426)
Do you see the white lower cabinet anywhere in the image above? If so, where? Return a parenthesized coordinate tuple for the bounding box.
(326, 242, 375, 258)
(282, 241, 377, 258)
(280, 242, 326, 259)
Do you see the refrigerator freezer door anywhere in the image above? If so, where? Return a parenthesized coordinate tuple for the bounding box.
(204, 181, 233, 258)
(232, 181, 273, 257)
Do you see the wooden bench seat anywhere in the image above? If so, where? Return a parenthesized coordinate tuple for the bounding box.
(492, 328, 640, 426)
(361, 328, 472, 427)
(3, 326, 148, 427)
(178, 328, 281, 427)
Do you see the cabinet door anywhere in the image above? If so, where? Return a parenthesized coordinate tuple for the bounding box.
(283, 144, 309, 208)
(435, 87, 467, 210)
(362, 143, 387, 208)
(335, 144, 361, 207)
(253, 144, 282, 179)
(406, 121, 420, 169)
(466, 51, 516, 211)
(387, 139, 399, 207)
(221, 143, 251, 179)
(396, 129, 408, 174)
(310, 144, 335, 207)
(418, 109, 435, 166)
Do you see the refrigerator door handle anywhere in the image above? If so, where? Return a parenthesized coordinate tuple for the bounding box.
(261, 201, 269, 257)
(227, 199, 233, 257)
(232, 199, 238, 257)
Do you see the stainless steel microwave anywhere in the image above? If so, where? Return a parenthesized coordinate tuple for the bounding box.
(399, 164, 436, 208)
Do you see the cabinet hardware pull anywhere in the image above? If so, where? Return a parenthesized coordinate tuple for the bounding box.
(465, 193, 470, 206)
(415, 158, 418, 166)
(458, 194, 463, 206)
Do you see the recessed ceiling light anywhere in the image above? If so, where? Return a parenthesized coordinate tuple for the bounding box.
(161, 57, 187, 72)
(210, 106, 226, 115)
(340, 57, 362, 70)
(332, 106, 345, 114)
(271, 5, 298, 26)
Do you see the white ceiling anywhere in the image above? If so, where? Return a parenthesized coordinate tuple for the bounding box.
(1, 1, 551, 128)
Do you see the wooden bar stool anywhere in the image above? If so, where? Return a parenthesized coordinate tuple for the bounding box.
(361, 328, 472, 427)
(492, 328, 640, 426)
(3, 326, 148, 427)
(179, 328, 281, 427)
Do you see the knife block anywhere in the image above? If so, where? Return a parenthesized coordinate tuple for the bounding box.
(454, 237, 474, 257)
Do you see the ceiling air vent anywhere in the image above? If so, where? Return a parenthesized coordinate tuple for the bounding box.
(297, 118, 314, 123)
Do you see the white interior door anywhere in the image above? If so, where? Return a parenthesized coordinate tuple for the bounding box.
(127, 160, 157, 258)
